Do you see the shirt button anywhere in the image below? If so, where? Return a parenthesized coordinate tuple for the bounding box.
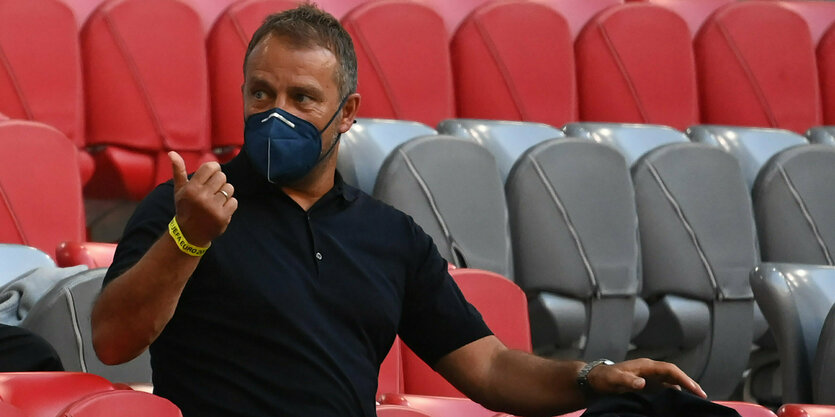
(315, 252, 323, 261)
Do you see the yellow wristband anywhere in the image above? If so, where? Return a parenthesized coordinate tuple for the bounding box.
(168, 217, 210, 257)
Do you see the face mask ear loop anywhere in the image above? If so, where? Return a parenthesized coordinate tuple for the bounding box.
(316, 94, 352, 164)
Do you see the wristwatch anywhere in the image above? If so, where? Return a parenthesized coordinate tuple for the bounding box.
(576, 359, 615, 395)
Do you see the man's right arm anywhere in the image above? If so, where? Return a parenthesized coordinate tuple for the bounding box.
(91, 152, 237, 365)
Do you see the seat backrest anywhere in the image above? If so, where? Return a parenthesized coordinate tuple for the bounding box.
(377, 337, 404, 397)
(401, 268, 529, 397)
(0, 244, 56, 287)
(61, 0, 107, 26)
(814, 303, 835, 404)
(639, 0, 733, 37)
(21, 268, 152, 384)
(695, 2, 822, 134)
(753, 145, 835, 265)
(56, 390, 182, 417)
(316, 0, 372, 18)
(750, 263, 835, 404)
(807, 126, 835, 146)
(0, 121, 85, 259)
(451, 1, 576, 128)
(438, 119, 565, 182)
(0, 372, 115, 417)
(538, 0, 623, 40)
(374, 136, 511, 277)
(563, 122, 689, 166)
(776, 1, 835, 45)
(337, 119, 436, 194)
(342, 1, 455, 127)
(207, 0, 300, 153)
(181, 0, 239, 33)
(416, 0, 491, 35)
(687, 125, 809, 189)
(575, 3, 698, 131)
(820, 25, 835, 125)
(82, 0, 212, 196)
(0, 0, 84, 148)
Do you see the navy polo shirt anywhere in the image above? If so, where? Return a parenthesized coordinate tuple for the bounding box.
(103, 153, 492, 417)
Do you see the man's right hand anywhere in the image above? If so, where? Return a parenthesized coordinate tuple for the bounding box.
(169, 151, 238, 247)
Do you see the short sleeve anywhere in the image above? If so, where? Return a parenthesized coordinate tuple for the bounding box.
(397, 220, 493, 366)
(102, 182, 176, 287)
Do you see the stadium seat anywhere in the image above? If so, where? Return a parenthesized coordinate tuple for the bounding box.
(751, 263, 835, 404)
(21, 268, 152, 384)
(378, 337, 404, 397)
(0, 0, 93, 184)
(634, 0, 733, 36)
(779, 404, 835, 417)
(807, 127, 835, 146)
(56, 389, 182, 417)
(400, 268, 530, 397)
(378, 393, 515, 417)
(450, 1, 576, 127)
(775, 1, 835, 46)
(336, 118, 436, 194)
(342, 1, 455, 127)
(207, 0, 300, 161)
(82, 0, 215, 200)
(60, 0, 107, 26)
(631, 143, 758, 399)
(181, 0, 240, 33)
(376, 405, 434, 417)
(753, 144, 835, 265)
(373, 136, 512, 278)
(687, 125, 809, 189)
(815, 305, 835, 404)
(539, 0, 623, 40)
(820, 24, 835, 125)
(0, 372, 116, 417)
(55, 241, 116, 268)
(505, 139, 640, 361)
(438, 119, 565, 182)
(563, 122, 689, 166)
(0, 402, 23, 417)
(0, 120, 86, 260)
(695, 2, 822, 134)
(575, 3, 699, 131)
(0, 244, 56, 287)
(316, 0, 376, 19)
(718, 402, 779, 417)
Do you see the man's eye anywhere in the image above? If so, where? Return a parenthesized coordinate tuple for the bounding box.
(253, 90, 265, 100)
(295, 94, 311, 103)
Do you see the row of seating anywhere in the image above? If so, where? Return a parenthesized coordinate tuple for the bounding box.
(1, 0, 833, 201)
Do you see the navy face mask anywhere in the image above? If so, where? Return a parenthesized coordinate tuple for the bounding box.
(243, 96, 349, 184)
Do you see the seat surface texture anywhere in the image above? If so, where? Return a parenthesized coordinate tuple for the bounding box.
(563, 122, 689, 166)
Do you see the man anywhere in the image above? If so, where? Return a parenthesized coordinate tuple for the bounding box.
(91, 4, 705, 416)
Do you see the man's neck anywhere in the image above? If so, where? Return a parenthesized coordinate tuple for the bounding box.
(281, 165, 336, 211)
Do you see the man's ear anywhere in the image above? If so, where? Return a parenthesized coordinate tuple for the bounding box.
(337, 93, 361, 134)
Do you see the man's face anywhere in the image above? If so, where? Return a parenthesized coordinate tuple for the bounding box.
(243, 34, 345, 156)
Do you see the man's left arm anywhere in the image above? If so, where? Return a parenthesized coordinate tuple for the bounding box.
(433, 335, 706, 417)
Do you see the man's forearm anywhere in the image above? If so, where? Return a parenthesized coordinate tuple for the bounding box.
(91, 234, 201, 365)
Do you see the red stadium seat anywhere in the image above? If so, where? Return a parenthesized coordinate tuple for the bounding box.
(695, 2, 822, 134)
(55, 241, 116, 268)
(0, 373, 116, 417)
(0, 120, 86, 259)
(401, 268, 530, 397)
(181, 0, 240, 33)
(316, 0, 373, 19)
(820, 25, 835, 125)
(416, 0, 493, 35)
(537, 0, 623, 40)
(56, 390, 182, 417)
(634, 0, 733, 37)
(207, 0, 300, 161)
(778, 404, 835, 417)
(717, 401, 779, 417)
(378, 337, 405, 397)
(82, 0, 216, 200)
(0, 0, 94, 184)
(60, 0, 107, 26)
(379, 393, 515, 417)
(342, 1, 455, 127)
(376, 405, 434, 417)
(576, 3, 699, 130)
(451, 1, 577, 127)
(0, 402, 23, 417)
(777, 1, 835, 45)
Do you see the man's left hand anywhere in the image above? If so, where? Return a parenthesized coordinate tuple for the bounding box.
(587, 358, 707, 398)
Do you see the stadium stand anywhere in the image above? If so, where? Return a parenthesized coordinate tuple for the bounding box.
(0, 0, 93, 184)
(207, 0, 299, 162)
(450, 1, 576, 128)
(629, 0, 733, 36)
(541, 0, 623, 40)
(438, 120, 564, 182)
(400, 268, 530, 397)
(695, 1, 822, 134)
(505, 139, 641, 362)
(342, 1, 455, 127)
(337, 119, 437, 194)
(574, 3, 699, 131)
(0, 120, 86, 260)
(807, 126, 835, 146)
(82, 0, 216, 200)
(373, 136, 512, 278)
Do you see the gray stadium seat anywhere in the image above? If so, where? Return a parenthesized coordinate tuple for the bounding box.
(337, 118, 437, 194)
(506, 139, 640, 361)
(806, 126, 835, 146)
(631, 143, 759, 400)
(0, 244, 55, 287)
(750, 263, 835, 404)
(687, 125, 809, 189)
(373, 135, 512, 278)
(437, 119, 564, 182)
(563, 122, 688, 166)
(21, 268, 151, 384)
(814, 301, 835, 404)
(753, 145, 835, 265)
